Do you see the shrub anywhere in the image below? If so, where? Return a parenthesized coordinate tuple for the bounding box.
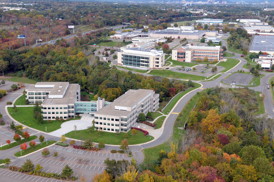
(29, 141, 36, 147)
(21, 159, 34, 172)
(56, 142, 69, 147)
(69, 140, 76, 145)
(39, 135, 45, 143)
(22, 131, 30, 139)
(6, 101, 12, 105)
(13, 134, 21, 141)
(131, 127, 149, 136)
(141, 121, 156, 128)
(118, 150, 125, 153)
(98, 142, 105, 149)
(6, 140, 11, 144)
(110, 150, 117, 153)
(53, 152, 59, 157)
(41, 148, 50, 157)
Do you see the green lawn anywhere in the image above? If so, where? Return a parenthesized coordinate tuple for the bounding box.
(2, 77, 37, 84)
(151, 112, 162, 120)
(14, 141, 56, 157)
(154, 116, 166, 129)
(14, 95, 28, 105)
(217, 58, 240, 72)
(150, 70, 206, 81)
(142, 92, 202, 169)
(0, 136, 37, 150)
(65, 128, 154, 145)
(270, 77, 274, 100)
(228, 46, 243, 54)
(98, 41, 131, 47)
(117, 66, 148, 73)
(8, 107, 69, 132)
(249, 75, 263, 87)
(223, 52, 235, 57)
(169, 59, 197, 67)
(162, 83, 200, 114)
(255, 92, 265, 115)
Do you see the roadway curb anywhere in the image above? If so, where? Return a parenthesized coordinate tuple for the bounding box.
(16, 142, 56, 159)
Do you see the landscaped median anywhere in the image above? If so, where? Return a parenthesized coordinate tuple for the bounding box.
(0, 136, 37, 150)
(162, 82, 201, 115)
(149, 70, 206, 81)
(65, 127, 154, 145)
(154, 116, 166, 129)
(14, 141, 56, 157)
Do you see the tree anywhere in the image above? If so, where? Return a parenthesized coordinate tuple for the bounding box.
(41, 148, 50, 157)
(13, 133, 21, 141)
(120, 139, 129, 151)
(69, 140, 76, 145)
(29, 141, 36, 147)
(223, 142, 241, 154)
(137, 113, 146, 122)
(218, 134, 229, 145)
(253, 157, 273, 174)
(93, 171, 112, 182)
(146, 112, 153, 121)
(83, 139, 93, 149)
(0, 60, 8, 76)
(34, 164, 43, 173)
(240, 145, 266, 164)
(10, 122, 15, 130)
(60, 135, 67, 143)
(201, 109, 221, 134)
(6, 140, 11, 144)
(104, 159, 130, 179)
(61, 165, 73, 179)
(11, 84, 18, 91)
(39, 135, 45, 143)
(98, 142, 105, 149)
(21, 159, 34, 172)
(22, 131, 30, 139)
(118, 166, 138, 182)
(131, 129, 137, 135)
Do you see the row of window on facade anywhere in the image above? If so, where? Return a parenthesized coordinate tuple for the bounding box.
(95, 117, 121, 121)
(43, 111, 74, 114)
(42, 106, 74, 110)
(28, 92, 49, 95)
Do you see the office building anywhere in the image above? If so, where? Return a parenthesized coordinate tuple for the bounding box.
(26, 82, 107, 120)
(117, 42, 165, 69)
(94, 89, 159, 133)
(195, 18, 223, 25)
(172, 45, 223, 62)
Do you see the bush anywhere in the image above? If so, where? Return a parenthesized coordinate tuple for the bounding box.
(6, 101, 12, 105)
(56, 142, 69, 147)
(13, 133, 21, 141)
(110, 150, 117, 153)
(41, 148, 50, 157)
(69, 140, 76, 145)
(53, 152, 59, 157)
(118, 150, 125, 153)
(29, 141, 36, 147)
(131, 127, 149, 136)
(98, 142, 105, 149)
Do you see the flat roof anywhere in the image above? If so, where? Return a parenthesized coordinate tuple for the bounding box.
(42, 84, 80, 105)
(250, 35, 274, 52)
(27, 82, 69, 97)
(95, 89, 154, 117)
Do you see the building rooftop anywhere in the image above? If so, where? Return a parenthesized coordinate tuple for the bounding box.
(179, 45, 221, 51)
(27, 82, 69, 97)
(42, 84, 80, 105)
(250, 35, 274, 52)
(95, 89, 155, 117)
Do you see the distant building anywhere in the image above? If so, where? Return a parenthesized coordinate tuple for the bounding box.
(117, 47, 165, 69)
(26, 82, 107, 120)
(172, 45, 223, 62)
(254, 55, 274, 69)
(206, 37, 221, 44)
(94, 89, 159, 133)
(195, 18, 223, 25)
(250, 35, 274, 55)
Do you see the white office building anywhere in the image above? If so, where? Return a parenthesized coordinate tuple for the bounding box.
(94, 89, 159, 133)
(195, 18, 223, 25)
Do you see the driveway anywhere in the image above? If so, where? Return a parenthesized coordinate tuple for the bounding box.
(49, 114, 94, 137)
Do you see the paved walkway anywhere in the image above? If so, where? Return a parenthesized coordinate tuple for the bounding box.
(49, 114, 93, 137)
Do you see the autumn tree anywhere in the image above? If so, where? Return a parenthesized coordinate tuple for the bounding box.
(93, 171, 112, 182)
(120, 139, 129, 151)
(21, 159, 34, 172)
(201, 109, 221, 134)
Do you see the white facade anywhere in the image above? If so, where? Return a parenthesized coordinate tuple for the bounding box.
(117, 42, 165, 69)
(195, 18, 223, 25)
(94, 89, 159, 133)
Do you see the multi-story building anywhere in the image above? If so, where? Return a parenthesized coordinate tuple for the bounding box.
(94, 89, 159, 133)
(172, 45, 223, 62)
(26, 82, 107, 120)
(117, 42, 165, 69)
(195, 18, 223, 25)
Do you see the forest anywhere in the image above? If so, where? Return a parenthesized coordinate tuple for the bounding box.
(227, 28, 251, 54)
(93, 88, 274, 182)
(0, 45, 193, 102)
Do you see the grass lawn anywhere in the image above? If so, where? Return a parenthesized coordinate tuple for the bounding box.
(0, 136, 37, 150)
(2, 77, 37, 84)
(65, 128, 154, 145)
(142, 92, 202, 170)
(162, 83, 200, 115)
(117, 66, 148, 73)
(154, 116, 166, 129)
(8, 107, 72, 132)
(14, 141, 56, 157)
(228, 46, 243, 54)
(255, 92, 265, 115)
(205, 73, 222, 81)
(217, 58, 240, 72)
(14, 95, 28, 105)
(151, 112, 162, 120)
(223, 52, 235, 57)
(270, 77, 274, 100)
(150, 70, 206, 81)
(249, 75, 263, 87)
(98, 41, 131, 47)
(169, 59, 197, 67)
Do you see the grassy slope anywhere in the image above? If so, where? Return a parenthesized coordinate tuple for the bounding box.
(150, 70, 206, 81)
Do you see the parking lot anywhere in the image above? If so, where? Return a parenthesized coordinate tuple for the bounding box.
(10, 145, 132, 180)
(222, 73, 253, 86)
